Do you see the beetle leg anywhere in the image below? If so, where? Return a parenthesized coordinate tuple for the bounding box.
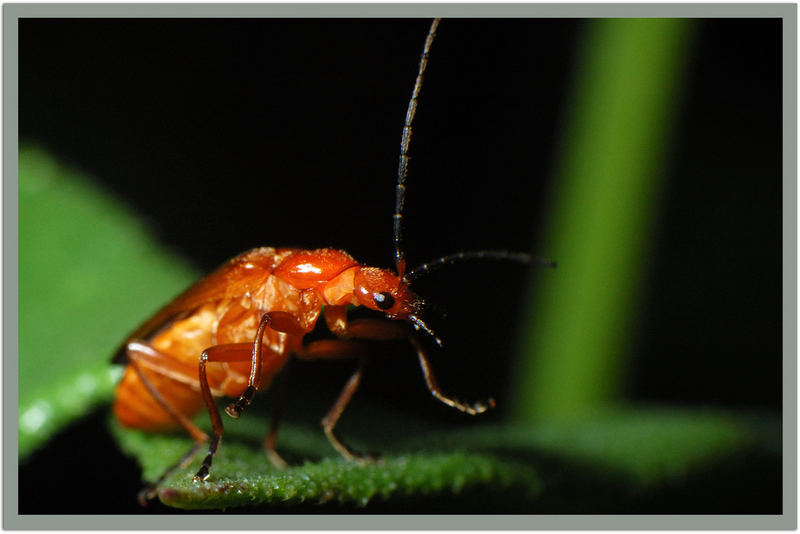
(193, 343, 267, 482)
(321, 356, 368, 461)
(227, 311, 307, 420)
(409, 335, 495, 415)
(137, 441, 205, 505)
(324, 307, 409, 341)
(126, 341, 209, 442)
(263, 361, 290, 470)
(324, 310, 496, 415)
(123, 342, 209, 503)
(295, 339, 372, 461)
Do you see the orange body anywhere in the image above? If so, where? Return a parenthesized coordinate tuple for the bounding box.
(113, 246, 412, 431)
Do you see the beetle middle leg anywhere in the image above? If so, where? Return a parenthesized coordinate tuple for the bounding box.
(193, 341, 288, 482)
(294, 339, 371, 461)
(263, 360, 291, 470)
(226, 311, 308, 419)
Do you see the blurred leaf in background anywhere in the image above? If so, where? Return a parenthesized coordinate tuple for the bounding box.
(512, 18, 694, 420)
(18, 144, 198, 458)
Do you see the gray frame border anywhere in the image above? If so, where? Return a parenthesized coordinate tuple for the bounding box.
(5, 3, 795, 530)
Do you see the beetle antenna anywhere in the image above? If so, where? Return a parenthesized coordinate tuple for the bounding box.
(406, 250, 557, 281)
(394, 18, 441, 280)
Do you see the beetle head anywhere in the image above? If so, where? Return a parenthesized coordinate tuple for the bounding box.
(353, 266, 443, 346)
(353, 267, 418, 319)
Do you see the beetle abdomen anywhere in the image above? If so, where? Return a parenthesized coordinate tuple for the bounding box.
(114, 364, 206, 431)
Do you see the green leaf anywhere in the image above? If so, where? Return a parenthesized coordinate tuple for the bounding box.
(18, 145, 199, 459)
(112, 402, 777, 511)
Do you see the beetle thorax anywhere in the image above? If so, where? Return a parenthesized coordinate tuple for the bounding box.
(319, 266, 361, 307)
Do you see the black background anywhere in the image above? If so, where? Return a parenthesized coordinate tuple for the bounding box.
(19, 18, 781, 513)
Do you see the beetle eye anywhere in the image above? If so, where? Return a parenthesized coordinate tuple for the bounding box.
(373, 291, 395, 310)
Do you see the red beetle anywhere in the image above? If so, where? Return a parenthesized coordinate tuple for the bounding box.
(112, 18, 553, 501)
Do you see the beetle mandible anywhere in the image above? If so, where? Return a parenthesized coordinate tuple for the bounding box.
(112, 18, 555, 501)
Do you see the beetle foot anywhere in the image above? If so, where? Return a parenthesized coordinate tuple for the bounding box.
(351, 450, 381, 465)
(466, 397, 496, 415)
(266, 448, 289, 470)
(192, 436, 219, 482)
(226, 386, 256, 419)
(192, 465, 210, 482)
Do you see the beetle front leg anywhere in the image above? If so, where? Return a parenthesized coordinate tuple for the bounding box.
(409, 335, 495, 415)
(323, 307, 495, 415)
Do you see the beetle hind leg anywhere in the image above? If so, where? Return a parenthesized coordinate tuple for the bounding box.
(121, 341, 208, 504)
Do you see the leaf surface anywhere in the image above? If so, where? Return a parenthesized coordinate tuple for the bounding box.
(112, 404, 778, 511)
(18, 145, 199, 459)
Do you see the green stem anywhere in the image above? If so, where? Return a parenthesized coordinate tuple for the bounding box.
(512, 19, 693, 421)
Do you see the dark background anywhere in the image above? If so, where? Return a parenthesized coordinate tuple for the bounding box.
(19, 18, 782, 512)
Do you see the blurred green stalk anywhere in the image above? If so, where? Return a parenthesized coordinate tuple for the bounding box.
(512, 19, 693, 420)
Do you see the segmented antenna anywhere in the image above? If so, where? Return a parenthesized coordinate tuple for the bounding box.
(406, 250, 557, 281)
(394, 18, 441, 280)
